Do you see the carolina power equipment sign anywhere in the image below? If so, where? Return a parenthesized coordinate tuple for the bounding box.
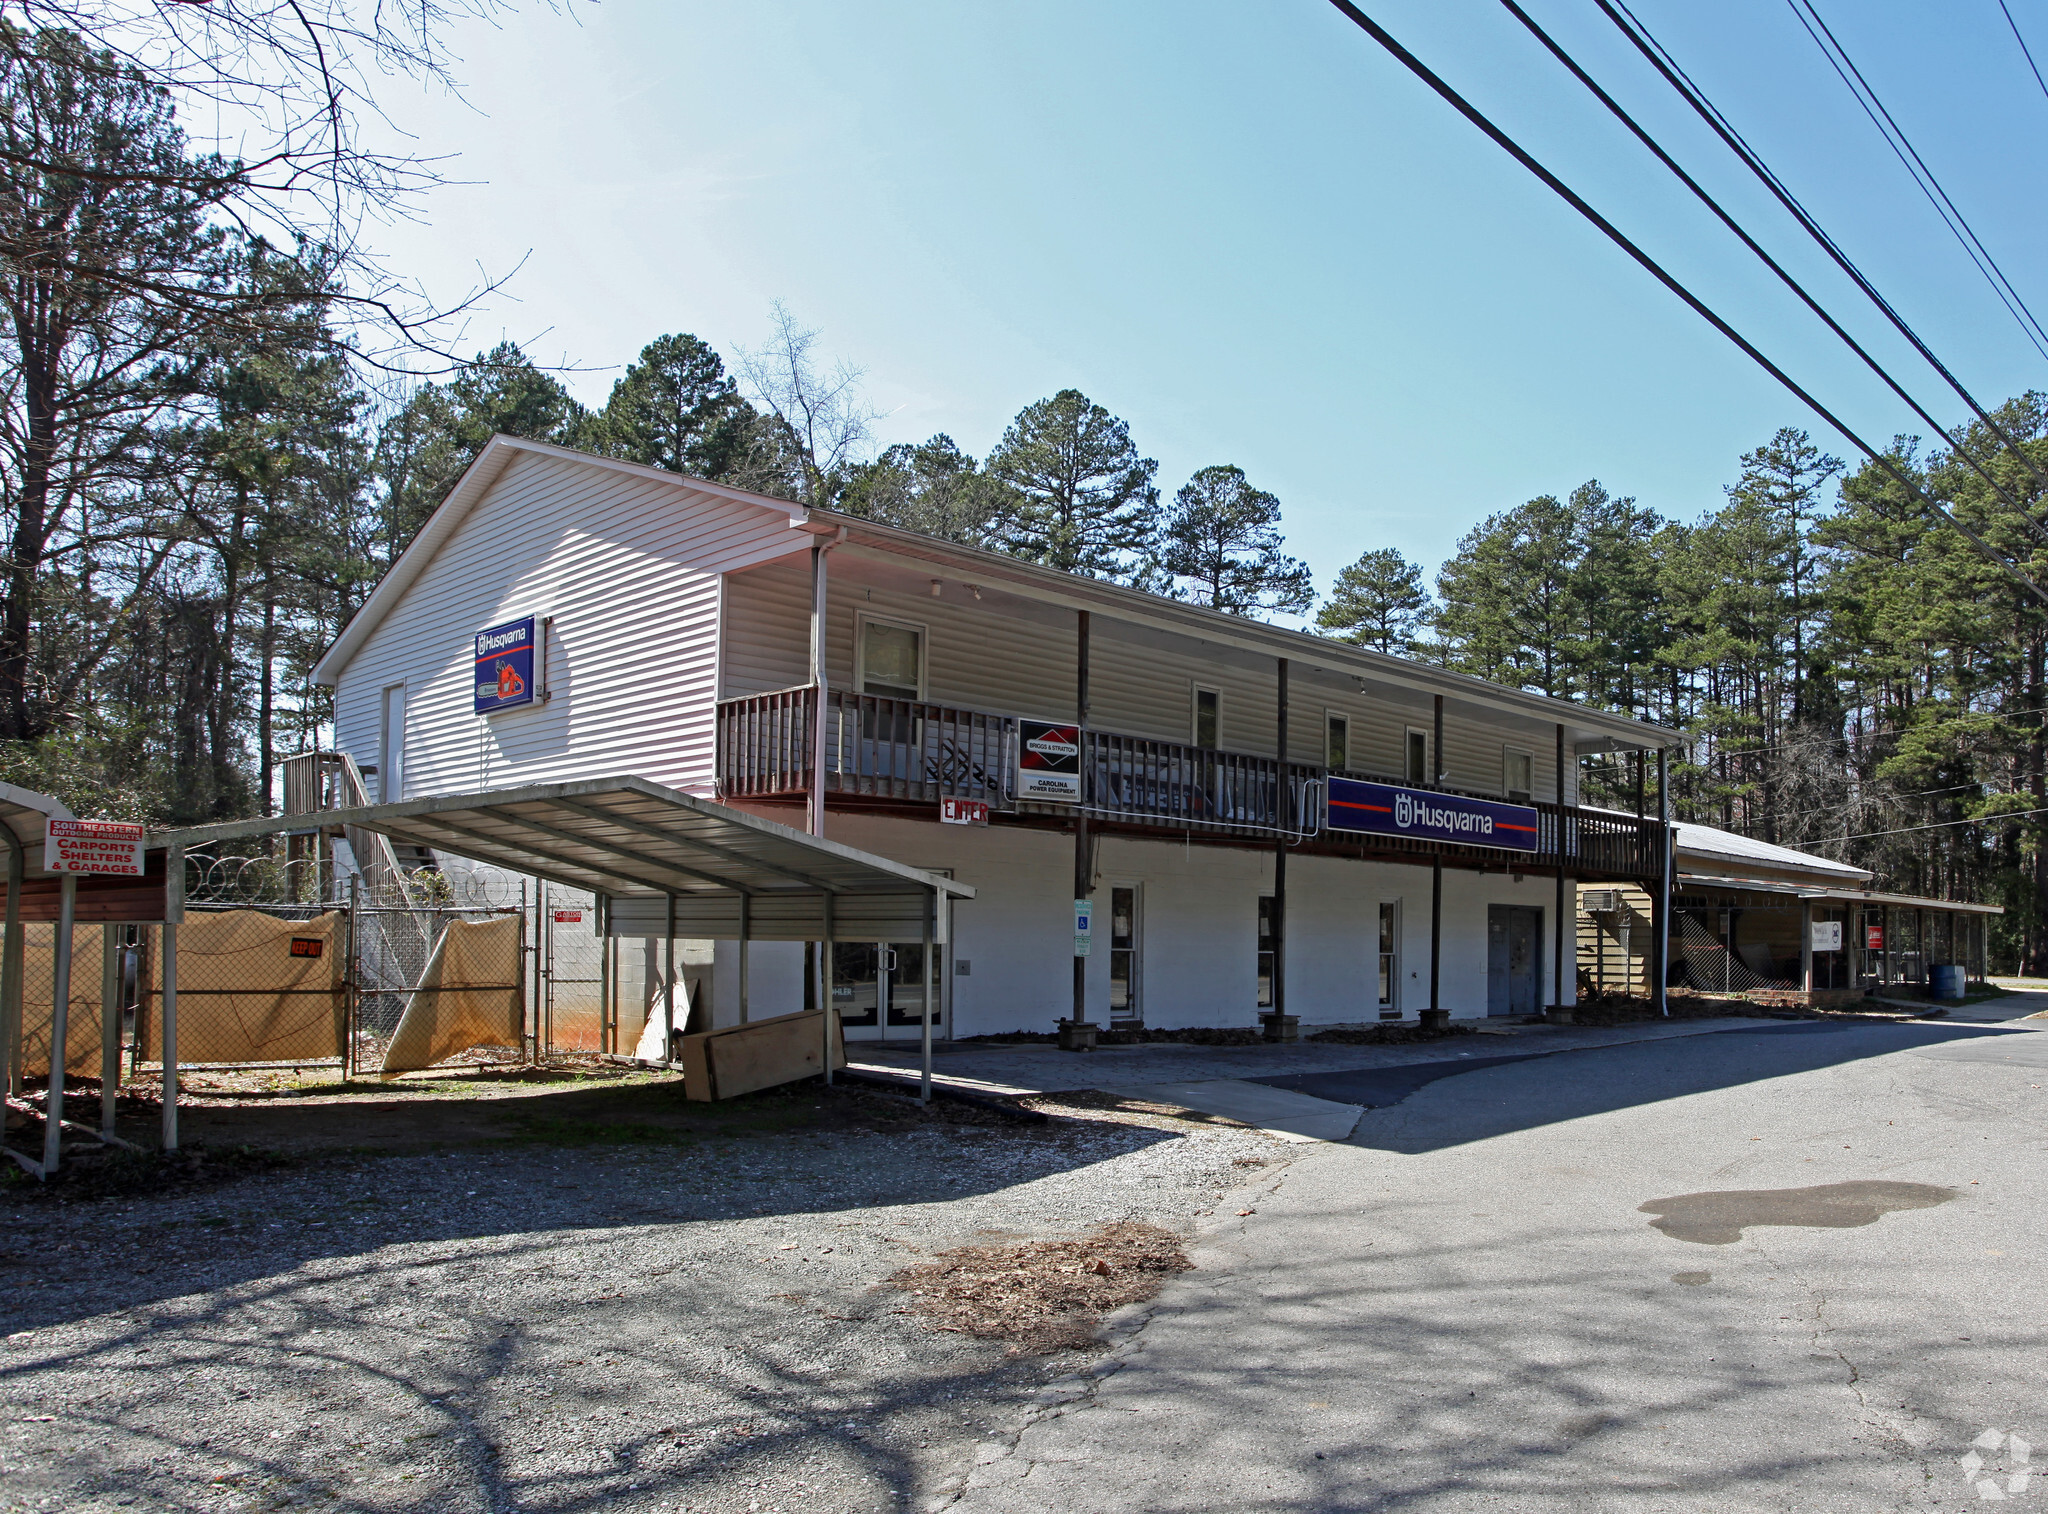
(1327, 777, 1539, 853)
(1018, 720, 1081, 801)
(475, 616, 537, 714)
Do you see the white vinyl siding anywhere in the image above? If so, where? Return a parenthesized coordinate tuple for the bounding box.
(718, 554, 1578, 801)
(332, 451, 808, 799)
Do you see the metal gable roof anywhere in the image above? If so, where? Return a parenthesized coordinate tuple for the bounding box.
(154, 776, 971, 941)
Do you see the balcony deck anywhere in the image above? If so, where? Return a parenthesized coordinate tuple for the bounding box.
(716, 686, 1664, 879)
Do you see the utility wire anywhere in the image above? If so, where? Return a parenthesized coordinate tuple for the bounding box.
(1495, 0, 2048, 552)
(1997, 0, 2048, 107)
(1599, 0, 2048, 525)
(1318, 0, 2048, 607)
(1788, 0, 2048, 362)
(1809, 804, 2048, 846)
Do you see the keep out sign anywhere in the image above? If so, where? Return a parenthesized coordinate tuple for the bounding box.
(45, 818, 146, 875)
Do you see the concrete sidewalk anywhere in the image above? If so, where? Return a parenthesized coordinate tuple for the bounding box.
(853, 1018, 1771, 1143)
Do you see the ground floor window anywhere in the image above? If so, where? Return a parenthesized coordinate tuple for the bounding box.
(1257, 895, 1276, 1008)
(1109, 885, 1139, 1022)
(1377, 901, 1400, 1018)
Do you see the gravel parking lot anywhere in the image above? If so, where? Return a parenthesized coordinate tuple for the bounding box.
(0, 1083, 1280, 1514)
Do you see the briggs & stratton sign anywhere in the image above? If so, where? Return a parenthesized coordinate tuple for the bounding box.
(1326, 777, 1539, 853)
(1018, 720, 1081, 801)
(474, 616, 536, 714)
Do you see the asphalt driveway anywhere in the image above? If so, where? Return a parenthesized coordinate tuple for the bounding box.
(945, 1017, 2048, 1512)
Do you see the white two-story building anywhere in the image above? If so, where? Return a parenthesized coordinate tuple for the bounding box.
(310, 436, 1678, 1041)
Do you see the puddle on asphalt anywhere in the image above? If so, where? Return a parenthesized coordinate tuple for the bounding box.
(1638, 1181, 1958, 1245)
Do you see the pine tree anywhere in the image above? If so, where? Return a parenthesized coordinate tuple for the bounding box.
(1155, 465, 1312, 616)
(986, 390, 1157, 582)
(1317, 547, 1430, 652)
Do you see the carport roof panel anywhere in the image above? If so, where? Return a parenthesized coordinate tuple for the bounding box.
(152, 776, 974, 902)
(0, 781, 75, 878)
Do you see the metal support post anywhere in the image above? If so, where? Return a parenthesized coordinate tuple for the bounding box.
(1654, 750, 1671, 1017)
(821, 891, 836, 1087)
(1073, 609, 1091, 1027)
(738, 892, 751, 1024)
(920, 888, 934, 1104)
(1553, 723, 1567, 1011)
(663, 893, 677, 1068)
(343, 876, 358, 1079)
(101, 923, 119, 1135)
(43, 874, 77, 1173)
(1800, 901, 1814, 998)
(0, 829, 20, 1099)
(1273, 657, 1288, 1019)
(163, 845, 183, 1151)
(1428, 854, 1442, 1013)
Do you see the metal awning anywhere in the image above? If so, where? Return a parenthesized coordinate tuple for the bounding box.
(0, 780, 73, 875)
(154, 775, 974, 940)
(1675, 872, 2003, 915)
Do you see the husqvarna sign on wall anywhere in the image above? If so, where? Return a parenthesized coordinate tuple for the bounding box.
(474, 616, 536, 714)
(1327, 777, 1539, 852)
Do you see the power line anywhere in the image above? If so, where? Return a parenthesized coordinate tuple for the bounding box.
(1997, 0, 2048, 108)
(1807, 803, 2048, 846)
(1788, 0, 2048, 362)
(1599, 0, 2048, 525)
(1318, 1, 2048, 607)
(1495, 0, 2048, 553)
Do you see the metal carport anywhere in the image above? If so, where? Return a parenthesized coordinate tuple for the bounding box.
(153, 776, 976, 1143)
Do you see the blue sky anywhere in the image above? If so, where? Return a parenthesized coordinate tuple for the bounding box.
(363, 0, 2048, 600)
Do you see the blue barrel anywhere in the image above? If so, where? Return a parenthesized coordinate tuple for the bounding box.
(1930, 964, 1966, 1000)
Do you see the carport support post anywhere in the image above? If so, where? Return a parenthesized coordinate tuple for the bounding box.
(1800, 900, 1814, 997)
(821, 891, 835, 1087)
(42, 874, 76, 1173)
(1, 829, 20, 1098)
(663, 893, 676, 1068)
(162, 846, 182, 1151)
(100, 924, 119, 1135)
(920, 887, 934, 1105)
(1654, 750, 1670, 1018)
(738, 892, 751, 1024)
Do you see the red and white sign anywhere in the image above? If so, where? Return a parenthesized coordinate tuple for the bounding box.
(45, 818, 146, 875)
(1865, 923, 1885, 951)
(552, 909, 584, 924)
(940, 797, 990, 826)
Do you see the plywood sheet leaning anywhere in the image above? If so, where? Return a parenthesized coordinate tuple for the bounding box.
(144, 911, 347, 1066)
(380, 915, 523, 1076)
(679, 1009, 845, 1102)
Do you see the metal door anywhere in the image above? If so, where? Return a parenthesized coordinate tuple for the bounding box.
(1487, 905, 1543, 1016)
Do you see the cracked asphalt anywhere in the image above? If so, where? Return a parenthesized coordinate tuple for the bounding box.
(942, 1016, 2048, 1513)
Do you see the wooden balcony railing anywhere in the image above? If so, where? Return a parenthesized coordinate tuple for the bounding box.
(714, 687, 1665, 877)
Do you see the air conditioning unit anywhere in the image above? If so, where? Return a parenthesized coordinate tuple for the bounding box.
(1582, 889, 1622, 914)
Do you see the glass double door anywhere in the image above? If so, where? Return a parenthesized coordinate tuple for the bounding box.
(832, 940, 940, 1039)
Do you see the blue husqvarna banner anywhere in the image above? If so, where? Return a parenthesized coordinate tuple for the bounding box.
(473, 616, 536, 714)
(1326, 776, 1539, 852)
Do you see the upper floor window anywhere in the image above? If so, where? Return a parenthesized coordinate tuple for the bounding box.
(1193, 686, 1220, 750)
(1503, 747, 1533, 803)
(859, 617, 923, 700)
(1326, 713, 1349, 771)
(1406, 727, 1429, 786)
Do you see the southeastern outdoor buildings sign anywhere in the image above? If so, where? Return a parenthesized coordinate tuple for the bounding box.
(1326, 777, 1540, 853)
(474, 616, 537, 714)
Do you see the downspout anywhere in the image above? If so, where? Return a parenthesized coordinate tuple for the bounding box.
(809, 526, 847, 838)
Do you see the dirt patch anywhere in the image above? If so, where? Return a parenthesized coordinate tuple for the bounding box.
(884, 1220, 1194, 1353)
(1020, 1089, 1256, 1132)
(1639, 1180, 1958, 1244)
(0, 1141, 296, 1204)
